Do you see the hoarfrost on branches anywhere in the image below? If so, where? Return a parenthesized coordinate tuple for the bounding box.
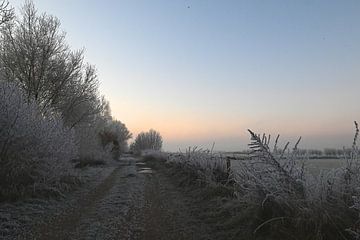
(0, 81, 77, 199)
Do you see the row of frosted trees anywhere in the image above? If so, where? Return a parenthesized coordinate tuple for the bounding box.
(0, 1, 132, 200)
(0, 1, 163, 201)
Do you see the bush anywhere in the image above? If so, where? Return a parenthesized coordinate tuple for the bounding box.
(0, 82, 77, 200)
(228, 130, 360, 239)
(167, 147, 230, 185)
(75, 122, 113, 162)
(99, 120, 132, 160)
(130, 129, 162, 154)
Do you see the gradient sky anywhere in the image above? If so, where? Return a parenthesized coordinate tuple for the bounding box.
(9, 0, 360, 151)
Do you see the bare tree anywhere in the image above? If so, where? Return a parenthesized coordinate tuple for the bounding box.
(0, 1, 102, 128)
(130, 129, 163, 154)
(1, 2, 71, 104)
(56, 63, 103, 128)
(0, 0, 14, 26)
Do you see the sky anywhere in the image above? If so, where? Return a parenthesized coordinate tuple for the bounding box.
(9, 0, 360, 151)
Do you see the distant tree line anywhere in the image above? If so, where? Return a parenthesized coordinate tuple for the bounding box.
(293, 148, 353, 158)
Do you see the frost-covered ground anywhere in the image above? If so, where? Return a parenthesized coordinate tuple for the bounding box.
(231, 158, 344, 175)
(0, 163, 115, 239)
(1, 155, 214, 240)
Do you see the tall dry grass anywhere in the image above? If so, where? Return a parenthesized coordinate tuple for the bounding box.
(165, 122, 360, 239)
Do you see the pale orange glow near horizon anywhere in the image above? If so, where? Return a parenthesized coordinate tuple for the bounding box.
(111, 101, 251, 141)
(110, 99, 357, 151)
(19, 0, 360, 152)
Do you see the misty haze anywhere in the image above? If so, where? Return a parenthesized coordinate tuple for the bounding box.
(1, 0, 360, 239)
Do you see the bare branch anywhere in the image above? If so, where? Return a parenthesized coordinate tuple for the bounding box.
(0, 0, 14, 26)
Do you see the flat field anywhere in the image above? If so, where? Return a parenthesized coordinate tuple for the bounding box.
(229, 156, 345, 175)
(306, 158, 344, 174)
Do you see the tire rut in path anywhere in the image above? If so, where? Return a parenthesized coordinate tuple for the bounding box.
(138, 172, 214, 240)
(26, 166, 123, 240)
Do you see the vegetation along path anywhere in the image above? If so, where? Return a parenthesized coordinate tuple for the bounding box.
(14, 155, 213, 240)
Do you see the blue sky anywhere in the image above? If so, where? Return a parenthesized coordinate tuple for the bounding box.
(9, 0, 360, 151)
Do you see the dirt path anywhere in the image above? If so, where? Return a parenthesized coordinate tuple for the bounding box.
(14, 156, 213, 240)
(119, 163, 213, 240)
(141, 171, 213, 240)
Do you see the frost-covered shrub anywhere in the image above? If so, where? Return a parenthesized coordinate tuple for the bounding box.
(236, 131, 306, 199)
(232, 129, 360, 239)
(167, 146, 229, 184)
(0, 81, 77, 200)
(72, 98, 132, 162)
(75, 122, 112, 162)
(130, 129, 162, 154)
(99, 120, 132, 160)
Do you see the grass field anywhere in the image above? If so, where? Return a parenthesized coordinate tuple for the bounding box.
(225, 150, 346, 175)
(230, 157, 344, 175)
(306, 158, 344, 174)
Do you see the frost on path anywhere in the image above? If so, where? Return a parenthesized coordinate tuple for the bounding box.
(11, 157, 213, 240)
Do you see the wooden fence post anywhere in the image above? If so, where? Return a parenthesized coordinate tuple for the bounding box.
(226, 157, 231, 177)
